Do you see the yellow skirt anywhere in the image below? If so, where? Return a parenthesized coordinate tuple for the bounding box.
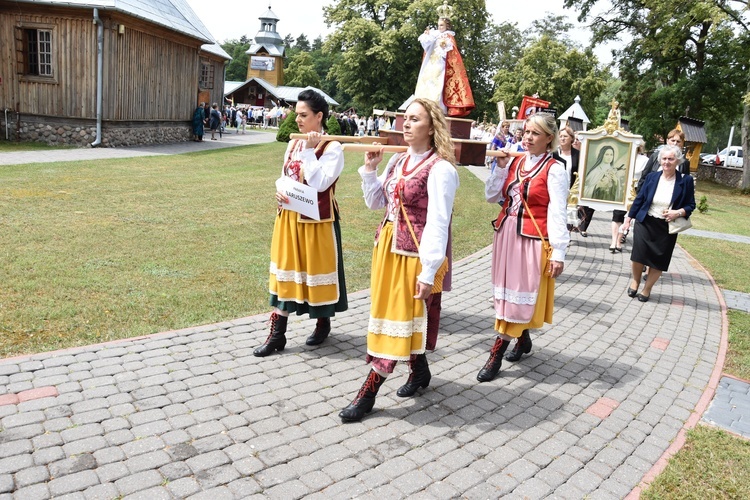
(269, 208, 340, 307)
(367, 222, 426, 361)
(494, 273, 554, 338)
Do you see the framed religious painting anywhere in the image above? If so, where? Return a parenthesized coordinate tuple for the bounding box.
(575, 103, 643, 212)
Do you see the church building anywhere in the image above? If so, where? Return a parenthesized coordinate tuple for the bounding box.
(224, 4, 337, 109)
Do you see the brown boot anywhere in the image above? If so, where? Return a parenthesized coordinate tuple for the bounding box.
(339, 370, 386, 422)
(477, 337, 510, 382)
(253, 312, 288, 357)
(505, 330, 532, 362)
(305, 317, 331, 346)
(396, 354, 431, 397)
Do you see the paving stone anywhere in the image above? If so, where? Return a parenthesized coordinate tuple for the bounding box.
(114, 470, 164, 496)
(185, 450, 230, 473)
(2, 411, 45, 429)
(82, 482, 119, 500)
(48, 470, 99, 496)
(297, 469, 333, 492)
(194, 464, 241, 489)
(0, 476, 11, 494)
(0, 440, 32, 459)
(166, 477, 201, 498)
(11, 482, 50, 500)
(125, 450, 172, 473)
(14, 465, 49, 488)
(95, 462, 129, 483)
(513, 477, 553, 498)
(120, 436, 165, 458)
(32, 445, 65, 466)
(159, 461, 192, 481)
(0, 455, 33, 475)
(62, 436, 108, 456)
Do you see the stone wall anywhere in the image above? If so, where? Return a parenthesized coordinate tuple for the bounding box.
(0, 114, 192, 148)
(696, 163, 743, 188)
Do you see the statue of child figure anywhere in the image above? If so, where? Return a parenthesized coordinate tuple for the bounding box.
(414, 1, 475, 117)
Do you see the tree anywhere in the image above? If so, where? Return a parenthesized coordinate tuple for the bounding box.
(284, 52, 322, 88)
(295, 34, 311, 52)
(592, 77, 623, 128)
(492, 35, 606, 121)
(565, 0, 750, 183)
(323, 0, 493, 117)
(221, 39, 251, 81)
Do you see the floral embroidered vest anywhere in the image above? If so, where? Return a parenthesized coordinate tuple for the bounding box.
(375, 152, 442, 256)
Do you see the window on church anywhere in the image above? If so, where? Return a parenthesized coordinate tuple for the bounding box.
(17, 26, 55, 80)
(200, 61, 214, 89)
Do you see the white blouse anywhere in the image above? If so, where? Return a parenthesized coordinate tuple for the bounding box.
(359, 149, 460, 285)
(647, 174, 676, 219)
(558, 149, 573, 186)
(277, 139, 345, 192)
(485, 152, 570, 263)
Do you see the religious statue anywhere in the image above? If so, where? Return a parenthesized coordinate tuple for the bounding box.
(414, 0, 475, 117)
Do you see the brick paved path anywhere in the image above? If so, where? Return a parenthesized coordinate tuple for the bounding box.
(0, 213, 723, 499)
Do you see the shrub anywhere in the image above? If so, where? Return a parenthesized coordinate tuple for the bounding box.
(326, 115, 341, 135)
(276, 111, 299, 142)
(698, 195, 709, 213)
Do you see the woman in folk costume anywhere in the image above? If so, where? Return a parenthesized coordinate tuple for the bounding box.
(480, 113, 570, 382)
(256, 89, 348, 357)
(413, 1, 475, 117)
(339, 98, 459, 422)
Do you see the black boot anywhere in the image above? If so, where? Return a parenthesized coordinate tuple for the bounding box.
(305, 317, 331, 346)
(477, 337, 510, 382)
(396, 354, 431, 397)
(253, 312, 288, 357)
(339, 369, 386, 422)
(505, 329, 532, 362)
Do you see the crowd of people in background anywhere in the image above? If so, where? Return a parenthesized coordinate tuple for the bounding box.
(332, 112, 390, 136)
(470, 120, 529, 168)
(192, 103, 290, 141)
(192, 101, 398, 142)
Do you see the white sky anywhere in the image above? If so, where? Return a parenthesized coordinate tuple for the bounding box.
(186, 0, 613, 64)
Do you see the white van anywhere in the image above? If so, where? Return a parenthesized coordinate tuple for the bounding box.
(719, 146, 742, 168)
(715, 146, 743, 167)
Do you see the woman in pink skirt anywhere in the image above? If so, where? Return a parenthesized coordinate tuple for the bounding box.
(479, 113, 570, 382)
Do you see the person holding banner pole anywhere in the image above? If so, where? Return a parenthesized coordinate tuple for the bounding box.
(339, 98, 459, 422)
(256, 89, 348, 357)
(480, 113, 569, 381)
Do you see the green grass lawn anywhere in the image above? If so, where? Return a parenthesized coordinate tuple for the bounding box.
(0, 140, 74, 152)
(642, 182, 750, 498)
(0, 142, 497, 357)
(690, 180, 750, 237)
(677, 180, 750, 293)
(642, 425, 750, 500)
(725, 310, 750, 382)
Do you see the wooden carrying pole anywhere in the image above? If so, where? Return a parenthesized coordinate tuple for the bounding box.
(341, 144, 408, 153)
(289, 133, 389, 144)
(484, 149, 524, 158)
